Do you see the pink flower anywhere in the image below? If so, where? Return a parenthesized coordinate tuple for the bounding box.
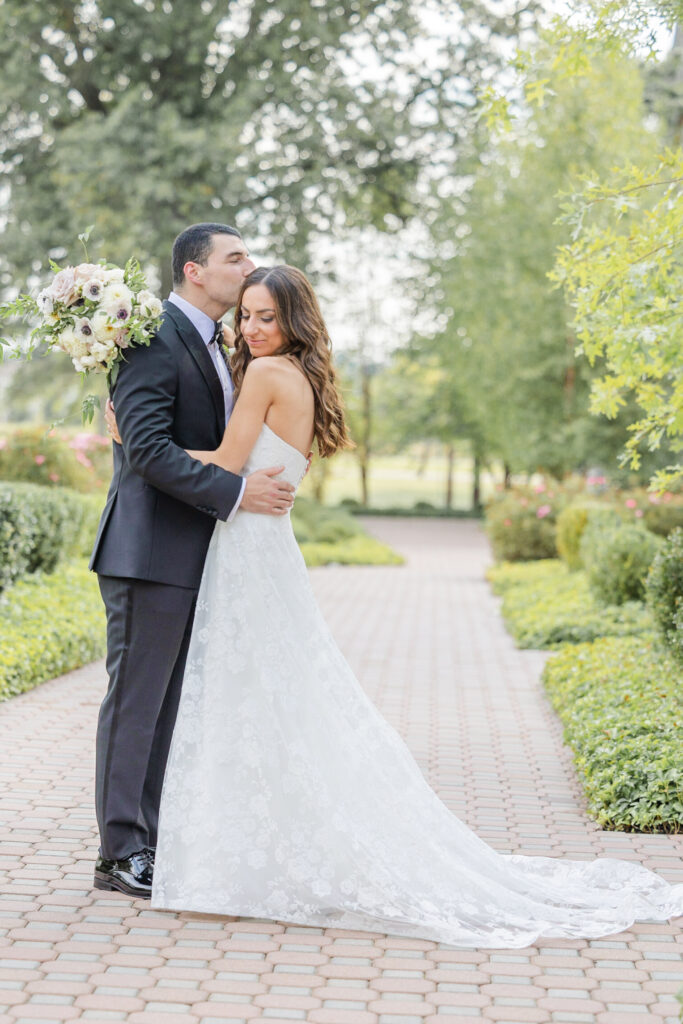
(75, 451, 93, 468)
(0, 438, 7, 450)
(664, 492, 674, 503)
(519, 497, 529, 507)
(34, 454, 46, 465)
(625, 498, 637, 509)
(536, 505, 551, 519)
(49, 472, 60, 483)
(533, 483, 545, 494)
(648, 494, 660, 504)
(503, 518, 512, 527)
(49, 267, 78, 306)
(635, 509, 644, 518)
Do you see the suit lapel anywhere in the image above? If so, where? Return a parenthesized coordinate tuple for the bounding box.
(163, 300, 225, 433)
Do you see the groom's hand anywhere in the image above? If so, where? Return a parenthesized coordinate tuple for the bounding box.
(242, 466, 295, 515)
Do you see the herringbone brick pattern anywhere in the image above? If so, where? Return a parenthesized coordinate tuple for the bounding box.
(0, 518, 681, 1023)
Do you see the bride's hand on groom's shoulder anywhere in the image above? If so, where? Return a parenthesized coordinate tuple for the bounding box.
(242, 466, 295, 515)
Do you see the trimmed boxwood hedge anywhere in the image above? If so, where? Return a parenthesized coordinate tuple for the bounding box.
(543, 635, 683, 832)
(0, 481, 102, 590)
(0, 561, 106, 701)
(487, 559, 651, 648)
(301, 534, 403, 567)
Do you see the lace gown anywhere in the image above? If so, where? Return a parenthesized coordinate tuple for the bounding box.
(152, 423, 683, 947)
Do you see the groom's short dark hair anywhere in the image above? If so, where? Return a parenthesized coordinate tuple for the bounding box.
(172, 223, 242, 287)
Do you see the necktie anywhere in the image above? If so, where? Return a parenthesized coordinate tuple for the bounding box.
(211, 321, 224, 348)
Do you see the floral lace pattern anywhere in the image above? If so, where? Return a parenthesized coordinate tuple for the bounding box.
(152, 424, 683, 947)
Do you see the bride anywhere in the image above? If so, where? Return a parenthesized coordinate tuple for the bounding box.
(151, 264, 683, 948)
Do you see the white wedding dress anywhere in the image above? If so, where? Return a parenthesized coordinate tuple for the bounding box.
(152, 423, 683, 947)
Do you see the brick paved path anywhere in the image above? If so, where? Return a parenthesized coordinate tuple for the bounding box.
(1, 517, 681, 1024)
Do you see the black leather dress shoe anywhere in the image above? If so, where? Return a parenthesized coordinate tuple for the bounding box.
(94, 850, 153, 899)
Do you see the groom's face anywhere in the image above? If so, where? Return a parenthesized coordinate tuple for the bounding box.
(194, 234, 255, 310)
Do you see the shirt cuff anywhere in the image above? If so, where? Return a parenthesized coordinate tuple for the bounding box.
(226, 476, 246, 522)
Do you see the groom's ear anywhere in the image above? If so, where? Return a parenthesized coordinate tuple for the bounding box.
(183, 261, 202, 286)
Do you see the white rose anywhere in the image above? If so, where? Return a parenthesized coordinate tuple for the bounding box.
(102, 282, 133, 304)
(56, 326, 80, 356)
(91, 309, 119, 344)
(79, 354, 97, 369)
(72, 356, 85, 373)
(102, 267, 125, 284)
(137, 290, 162, 317)
(91, 339, 116, 363)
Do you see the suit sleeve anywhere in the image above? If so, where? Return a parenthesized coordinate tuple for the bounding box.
(113, 334, 243, 522)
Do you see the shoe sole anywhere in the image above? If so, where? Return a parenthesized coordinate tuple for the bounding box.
(93, 871, 152, 900)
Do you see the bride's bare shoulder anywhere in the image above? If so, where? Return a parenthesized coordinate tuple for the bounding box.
(245, 355, 311, 393)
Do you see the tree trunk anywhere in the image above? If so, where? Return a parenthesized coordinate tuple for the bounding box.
(445, 443, 455, 509)
(359, 366, 371, 507)
(472, 447, 481, 511)
(504, 462, 512, 489)
(160, 257, 173, 299)
(309, 454, 330, 504)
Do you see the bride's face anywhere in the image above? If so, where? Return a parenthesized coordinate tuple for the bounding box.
(239, 283, 286, 357)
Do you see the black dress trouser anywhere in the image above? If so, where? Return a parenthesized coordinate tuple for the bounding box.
(96, 575, 198, 860)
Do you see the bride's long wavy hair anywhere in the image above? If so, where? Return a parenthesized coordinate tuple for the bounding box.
(230, 265, 353, 458)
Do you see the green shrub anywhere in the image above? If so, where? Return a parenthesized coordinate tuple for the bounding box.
(0, 425, 111, 492)
(291, 497, 361, 544)
(578, 506, 626, 567)
(487, 558, 565, 594)
(556, 504, 590, 570)
(77, 492, 106, 557)
(544, 635, 683, 832)
(487, 559, 651, 648)
(289, 498, 403, 565)
(555, 501, 617, 570)
(485, 486, 563, 562)
(0, 482, 93, 590)
(643, 496, 683, 537)
(587, 523, 660, 606)
(0, 561, 106, 700)
(646, 528, 683, 665)
(301, 535, 403, 567)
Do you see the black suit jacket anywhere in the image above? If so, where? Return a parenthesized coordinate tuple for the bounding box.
(90, 300, 243, 588)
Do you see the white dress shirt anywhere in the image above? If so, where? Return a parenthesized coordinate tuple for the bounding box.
(168, 291, 245, 517)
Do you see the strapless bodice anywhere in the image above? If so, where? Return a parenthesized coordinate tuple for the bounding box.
(241, 422, 309, 491)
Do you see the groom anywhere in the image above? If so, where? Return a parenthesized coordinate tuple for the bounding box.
(89, 223, 295, 898)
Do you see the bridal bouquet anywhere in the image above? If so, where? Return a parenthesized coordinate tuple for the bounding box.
(0, 234, 163, 421)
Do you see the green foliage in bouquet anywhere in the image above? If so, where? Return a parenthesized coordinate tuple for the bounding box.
(586, 523, 661, 606)
(0, 561, 105, 701)
(487, 560, 651, 648)
(544, 635, 683, 832)
(646, 528, 683, 666)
